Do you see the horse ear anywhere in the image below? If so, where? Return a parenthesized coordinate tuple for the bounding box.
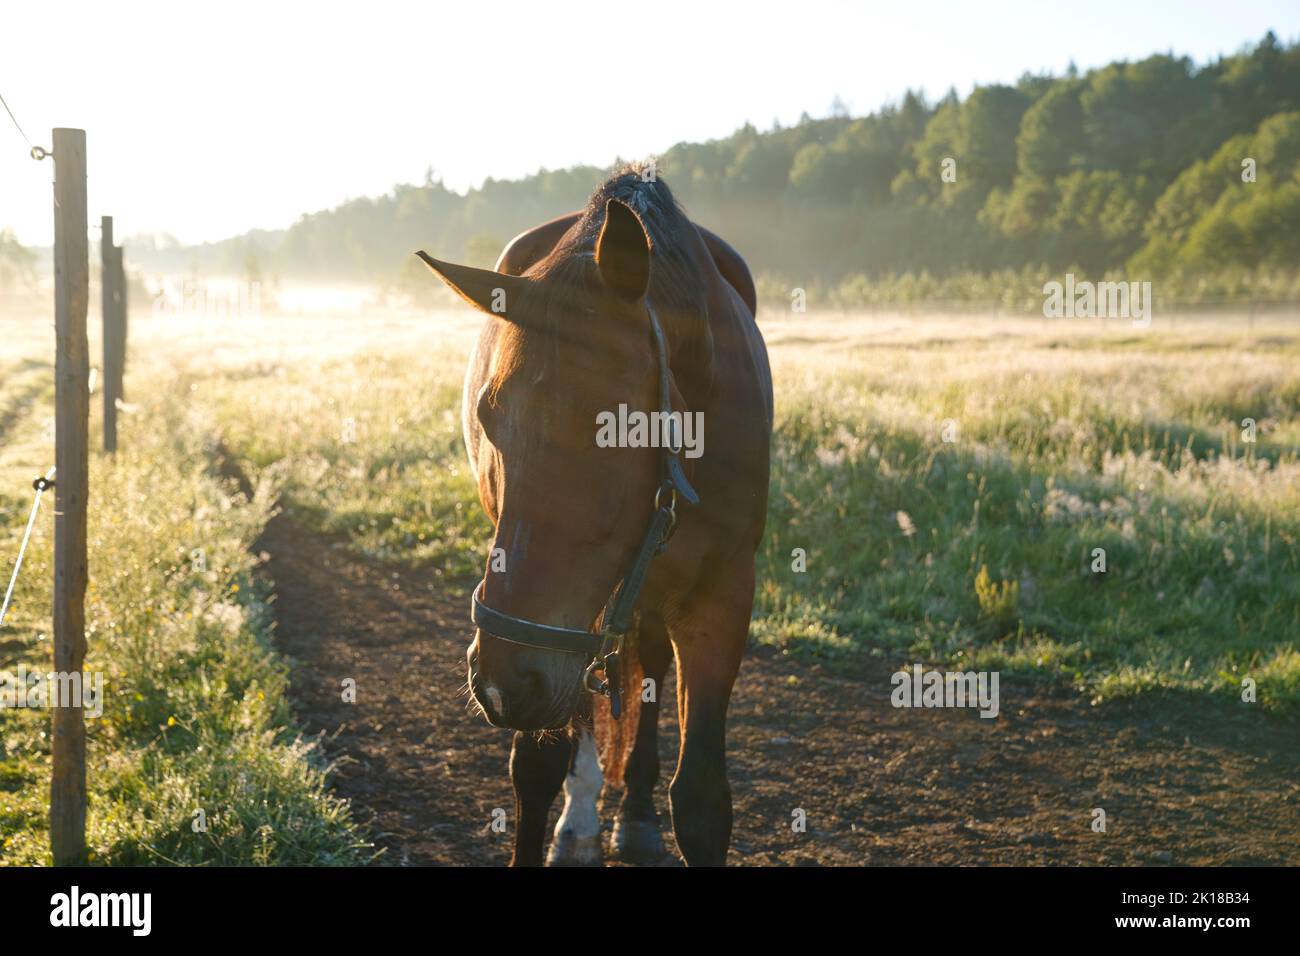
(595, 199, 650, 301)
(415, 251, 529, 322)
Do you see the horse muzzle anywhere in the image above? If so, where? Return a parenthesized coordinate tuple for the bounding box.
(466, 634, 585, 731)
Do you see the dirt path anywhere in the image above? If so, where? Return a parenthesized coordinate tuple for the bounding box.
(256, 507, 1300, 866)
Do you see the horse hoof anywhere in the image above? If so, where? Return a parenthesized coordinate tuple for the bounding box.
(547, 829, 603, 867)
(611, 818, 666, 863)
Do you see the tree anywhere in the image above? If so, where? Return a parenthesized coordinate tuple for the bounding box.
(0, 229, 36, 292)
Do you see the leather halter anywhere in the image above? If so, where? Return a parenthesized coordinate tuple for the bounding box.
(470, 304, 698, 719)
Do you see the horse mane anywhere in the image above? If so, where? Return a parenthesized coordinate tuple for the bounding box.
(488, 165, 708, 399)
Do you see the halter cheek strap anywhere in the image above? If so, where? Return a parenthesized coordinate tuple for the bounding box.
(469, 304, 697, 719)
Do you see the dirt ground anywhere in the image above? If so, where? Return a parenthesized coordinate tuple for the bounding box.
(255, 507, 1300, 867)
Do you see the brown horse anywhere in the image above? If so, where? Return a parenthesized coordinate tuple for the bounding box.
(417, 167, 771, 866)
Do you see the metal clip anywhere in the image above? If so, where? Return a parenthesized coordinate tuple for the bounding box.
(582, 631, 625, 719)
(583, 656, 608, 696)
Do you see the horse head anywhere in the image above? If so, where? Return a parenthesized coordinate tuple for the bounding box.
(419, 198, 675, 731)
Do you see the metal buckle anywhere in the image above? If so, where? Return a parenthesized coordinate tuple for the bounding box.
(583, 655, 608, 695)
(665, 416, 684, 457)
(653, 483, 677, 513)
(653, 483, 679, 543)
(583, 631, 624, 718)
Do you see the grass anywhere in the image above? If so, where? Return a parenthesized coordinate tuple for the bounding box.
(755, 317, 1300, 709)
(204, 310, 1299, 713)
(206, 347, 488, 578)
(3, 304, 1295, 865)
(0, 316, 368, 865)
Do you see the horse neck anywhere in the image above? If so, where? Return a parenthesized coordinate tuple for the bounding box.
(644, 224, 718, 410)
(652, 289, 714, 414)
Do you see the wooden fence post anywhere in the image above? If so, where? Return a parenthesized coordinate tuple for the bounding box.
(115, 242, 127, 402)
(51, 127, 89, 866)
(101, 215, 117, 453)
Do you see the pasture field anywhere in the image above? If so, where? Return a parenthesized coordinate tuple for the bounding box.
(0, 310, 366, 865)
(1, 302, 1297, 865)
(201, 308, 1300, 707)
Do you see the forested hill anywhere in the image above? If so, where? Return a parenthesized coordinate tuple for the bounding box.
(136, 33, 1300, 297)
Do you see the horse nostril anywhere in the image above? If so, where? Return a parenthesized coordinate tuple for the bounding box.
(483, 685, 503, 715)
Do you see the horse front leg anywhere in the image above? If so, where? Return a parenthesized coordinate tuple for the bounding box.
(611, 612, 672, 862)
(547, 722, 604, 866)
(667, 563, 753, 866)
(509, 729, 570, 867)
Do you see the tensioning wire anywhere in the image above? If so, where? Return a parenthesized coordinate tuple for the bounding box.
(0, 465, 57, 627)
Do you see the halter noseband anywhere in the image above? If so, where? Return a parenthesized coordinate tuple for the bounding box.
(470, 304, 698, 720)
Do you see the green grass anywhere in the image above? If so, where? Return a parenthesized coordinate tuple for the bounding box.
(755, 322, 1300, 709)
(205, 313, 1299, 713)
(7, 306, 1290, 866)
(206, 347, 489, 578)
(0, 336, 368, 865)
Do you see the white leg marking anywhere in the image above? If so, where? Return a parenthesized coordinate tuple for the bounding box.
(546, 728, 604, 866)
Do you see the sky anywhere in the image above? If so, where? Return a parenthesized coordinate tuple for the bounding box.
(1, 0, 1298, 247)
